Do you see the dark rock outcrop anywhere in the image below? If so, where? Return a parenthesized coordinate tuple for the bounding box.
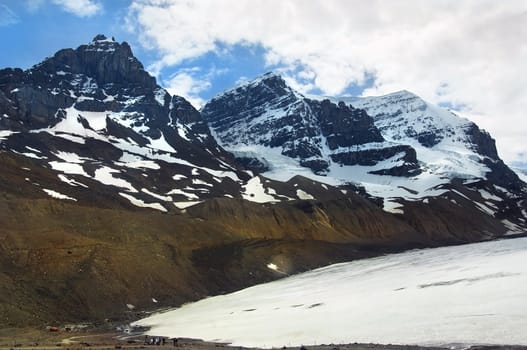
(314, 100, 384, 149)
(330, 145, 421, 177)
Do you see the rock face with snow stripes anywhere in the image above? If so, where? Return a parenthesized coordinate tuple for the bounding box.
(203, 73, 328, 173)
(344, 90, 524, 193)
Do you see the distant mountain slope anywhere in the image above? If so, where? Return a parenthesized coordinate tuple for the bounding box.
(329, 91, 523, 192)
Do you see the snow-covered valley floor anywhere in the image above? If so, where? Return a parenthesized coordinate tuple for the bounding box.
(134, 237, 527, 347)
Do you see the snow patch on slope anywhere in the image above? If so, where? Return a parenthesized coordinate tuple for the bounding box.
(58, 174, 88, 188)
(119, 192, 167, 212)
(0, 130, 16, 140)
(43, 188, 77, 201)
(296, 189, 314, 200)
(94, 166, 137, 192)
(242, 176, 279, 203)
(49, 161, 89, 176)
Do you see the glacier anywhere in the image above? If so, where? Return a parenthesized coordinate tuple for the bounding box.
(134, 236, 527, 347)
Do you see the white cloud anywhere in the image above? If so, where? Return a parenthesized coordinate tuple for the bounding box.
(42, 0, 102, 17)
(127, 0, 527, 164)
(234, 76, 249, 86)
(25, 0, 45, 12)
(53, 0, 101, 16)
(0, 4, 19, 26)
(164, 69, 211, 109)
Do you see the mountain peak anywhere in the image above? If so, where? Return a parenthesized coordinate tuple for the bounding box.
(91, 34, 113, 42)
(82, 34, 132, 56)
(83, 34, 123, 53)
(28, 35, 155, 89)
(207, 71, 294, 106)
(239, 71, 287, 90)
(256, 71, 282, 81)
(380, 89, 419, 100)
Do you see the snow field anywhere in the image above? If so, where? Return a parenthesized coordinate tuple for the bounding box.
(135, 237, 527, 347)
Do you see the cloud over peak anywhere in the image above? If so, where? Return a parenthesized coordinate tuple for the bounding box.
(127, 0, 527, 164)
(25, 0, 102, 17)
(0, 4, 19, 26)
(52, 0, 102, 17)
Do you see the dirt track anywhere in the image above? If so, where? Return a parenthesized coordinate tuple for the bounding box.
(1, 328, 526, 350)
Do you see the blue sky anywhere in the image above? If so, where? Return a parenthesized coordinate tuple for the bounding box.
(1, 0, 336, 104)
(0, 1, 280, 102)
(0, 0, 393, 105)
(1, 0, 526, 167)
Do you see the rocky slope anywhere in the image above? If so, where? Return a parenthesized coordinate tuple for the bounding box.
(0, 149, 428, 327)
(0, 37, 525, 329)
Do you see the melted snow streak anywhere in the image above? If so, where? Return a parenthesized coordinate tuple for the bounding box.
(135, 237, 527, 347)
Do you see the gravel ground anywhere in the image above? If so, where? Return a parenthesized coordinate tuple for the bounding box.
(0, 328, 526, 350)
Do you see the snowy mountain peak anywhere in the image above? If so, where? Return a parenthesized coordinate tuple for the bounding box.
(87, 34, 119, 49)
(208, 72, 296, 106)
(28, 33, 153, 92)
(83, 35, 130, 56)
(202, 73, 422, 181)
(382, 89, 418, 99)
(204, 72, 526, 224)
(249, 71, 283, 83)
(239, 72, 287, 90)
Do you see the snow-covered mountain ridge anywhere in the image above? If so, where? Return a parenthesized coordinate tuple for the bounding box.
(202, 73, 527, 230)
(1, 37, 343, 212)
(323, 90, 498, 179)
(1, 35, 524, 234)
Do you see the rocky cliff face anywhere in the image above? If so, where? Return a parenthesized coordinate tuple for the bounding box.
(203, 73, 326, 172)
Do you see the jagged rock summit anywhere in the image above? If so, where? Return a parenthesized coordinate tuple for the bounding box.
(0, 34, 254, 211)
